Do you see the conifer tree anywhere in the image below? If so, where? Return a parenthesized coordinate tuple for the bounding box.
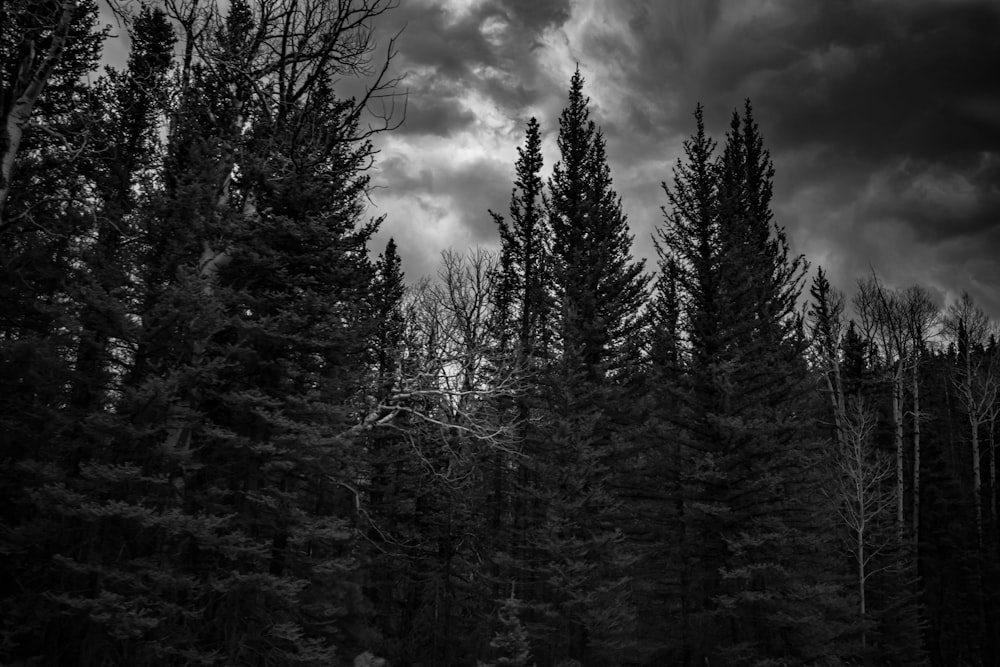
(371, 238, 406, 396)
(493, 116, 550, 358)
(1, 1, 403, 663)
(70, 5, 175, 416)
(548, 70, 647, 379)
(655, 101, 849, 665)
(525, 68, 646, 665)
(0, 0, 105, 440)
(479, 595, 533, 667)
(489, 116, 552, 629)
(808, 267, 848, 450)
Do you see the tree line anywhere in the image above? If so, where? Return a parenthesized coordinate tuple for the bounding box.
(1, 1, 998, 665)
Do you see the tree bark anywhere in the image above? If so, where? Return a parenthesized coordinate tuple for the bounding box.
(963, 349, 984, 548)
(971, 411, 983, 547)
(893, 361, 905, 536)
(0, 1, 76, 227)
(990, 414, 997, 521)
(858, 527, 866, 653)
(912, 358, 921, 544)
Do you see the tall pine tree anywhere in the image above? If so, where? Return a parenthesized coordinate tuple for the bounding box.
(654, 101, 850, 665)
(489, 116, 551, 632)
(525, 68, 648, 666)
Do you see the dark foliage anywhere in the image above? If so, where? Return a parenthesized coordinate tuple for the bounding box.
(0, 5, 994, 664)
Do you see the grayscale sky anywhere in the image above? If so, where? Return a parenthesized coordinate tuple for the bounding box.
(363, 0, 1000, 317)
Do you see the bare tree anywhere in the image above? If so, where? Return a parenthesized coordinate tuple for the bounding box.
(162, 0, 404, 146)
(943, 292, 999, 546)
(345, 249, 520, 661)
(351, 249, 521, 484)
(900, 286, 938, 544)
(830, 395, 898, 653)
(855, 275, 908, 536)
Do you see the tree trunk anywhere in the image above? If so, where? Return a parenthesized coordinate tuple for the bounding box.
(971, 413, 983, 547)
(678, 462, 691, 667)
(0, 1, 75, 226)
(858, 527, 867, 653)
(822, 358, 847, 451)
(491, 447, 503, 600)
(912, 358, 921, 544)
(963, 353, 984, 548)
(990, 414, 997, 521)
(893, 363, 905, 536)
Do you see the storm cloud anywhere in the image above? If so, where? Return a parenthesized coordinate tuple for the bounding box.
(369, 0, 1000, 316)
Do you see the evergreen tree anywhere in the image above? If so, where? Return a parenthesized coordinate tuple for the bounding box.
(648, 103, 720, 665)
(0, 0, 105, 444)
(548, 69, 647, 379)
(525, 68, 647, 666)
(655, 101, 850, 665)
(1, 1, 402, 663)
(479, 595, 534, 667)
(493, 115, 551, 358)
(70, 5, 175, 417)
(371, 238, 406, 396)
(489, 116, 552, 639)
(2, 10, 990, 663)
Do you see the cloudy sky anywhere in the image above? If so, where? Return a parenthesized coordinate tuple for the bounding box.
(363, 0, 1000, 317)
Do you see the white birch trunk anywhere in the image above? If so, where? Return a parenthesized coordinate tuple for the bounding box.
(858, 528, 866, 652)
(912, 359, 921, 543)
(964, 352, 984, 547)
(893, 361, 905, 536)
(971, 411, 983, 547)
(0, 1, 75, 225)
(990, 415, 997, 520)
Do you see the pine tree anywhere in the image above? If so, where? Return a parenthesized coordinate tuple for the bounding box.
(655, 101, 850, 665)
(0, 4, 119, 662)
(70, 5, 175, 416)
(371, 238, 406, 396)
(479, 595, 534, 667)
(548, 70, 647, 379)
(493, 115, 551, 358)
(1, 1, 403, 663)
(0, 0, 105, 438)
(524, 68, 646, 665)
(808, 267, 848, 450)
(488, 117, 553, 638)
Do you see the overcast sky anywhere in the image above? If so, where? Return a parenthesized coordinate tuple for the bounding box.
(363, 0, 1000, 318)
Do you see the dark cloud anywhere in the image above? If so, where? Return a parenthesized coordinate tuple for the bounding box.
(378, 0, 575, 135)
(752, 2, 1000, 160)
(378, 152, 512, 244)
(395, 90, 478, 137)
(372, 149, 515, 281)
(581, 0, 1000, 315)
(863, 161, 1000, 243)
(391, 4, 500, 76)
(590, 0, 1000, 160)
(367, 0, 1000, 318)
(501, 0, 572, 34)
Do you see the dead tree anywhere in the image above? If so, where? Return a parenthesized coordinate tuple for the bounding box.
(831, 396, 897, 653)
(944, 292, 999, 547)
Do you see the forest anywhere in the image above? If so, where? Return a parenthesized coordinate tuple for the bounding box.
(1, 1, 998, 665)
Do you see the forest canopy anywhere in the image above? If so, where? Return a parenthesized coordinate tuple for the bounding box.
(0, 2, 997, 666)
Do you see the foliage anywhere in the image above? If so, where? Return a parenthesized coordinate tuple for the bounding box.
(0, 8, 993, 663)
